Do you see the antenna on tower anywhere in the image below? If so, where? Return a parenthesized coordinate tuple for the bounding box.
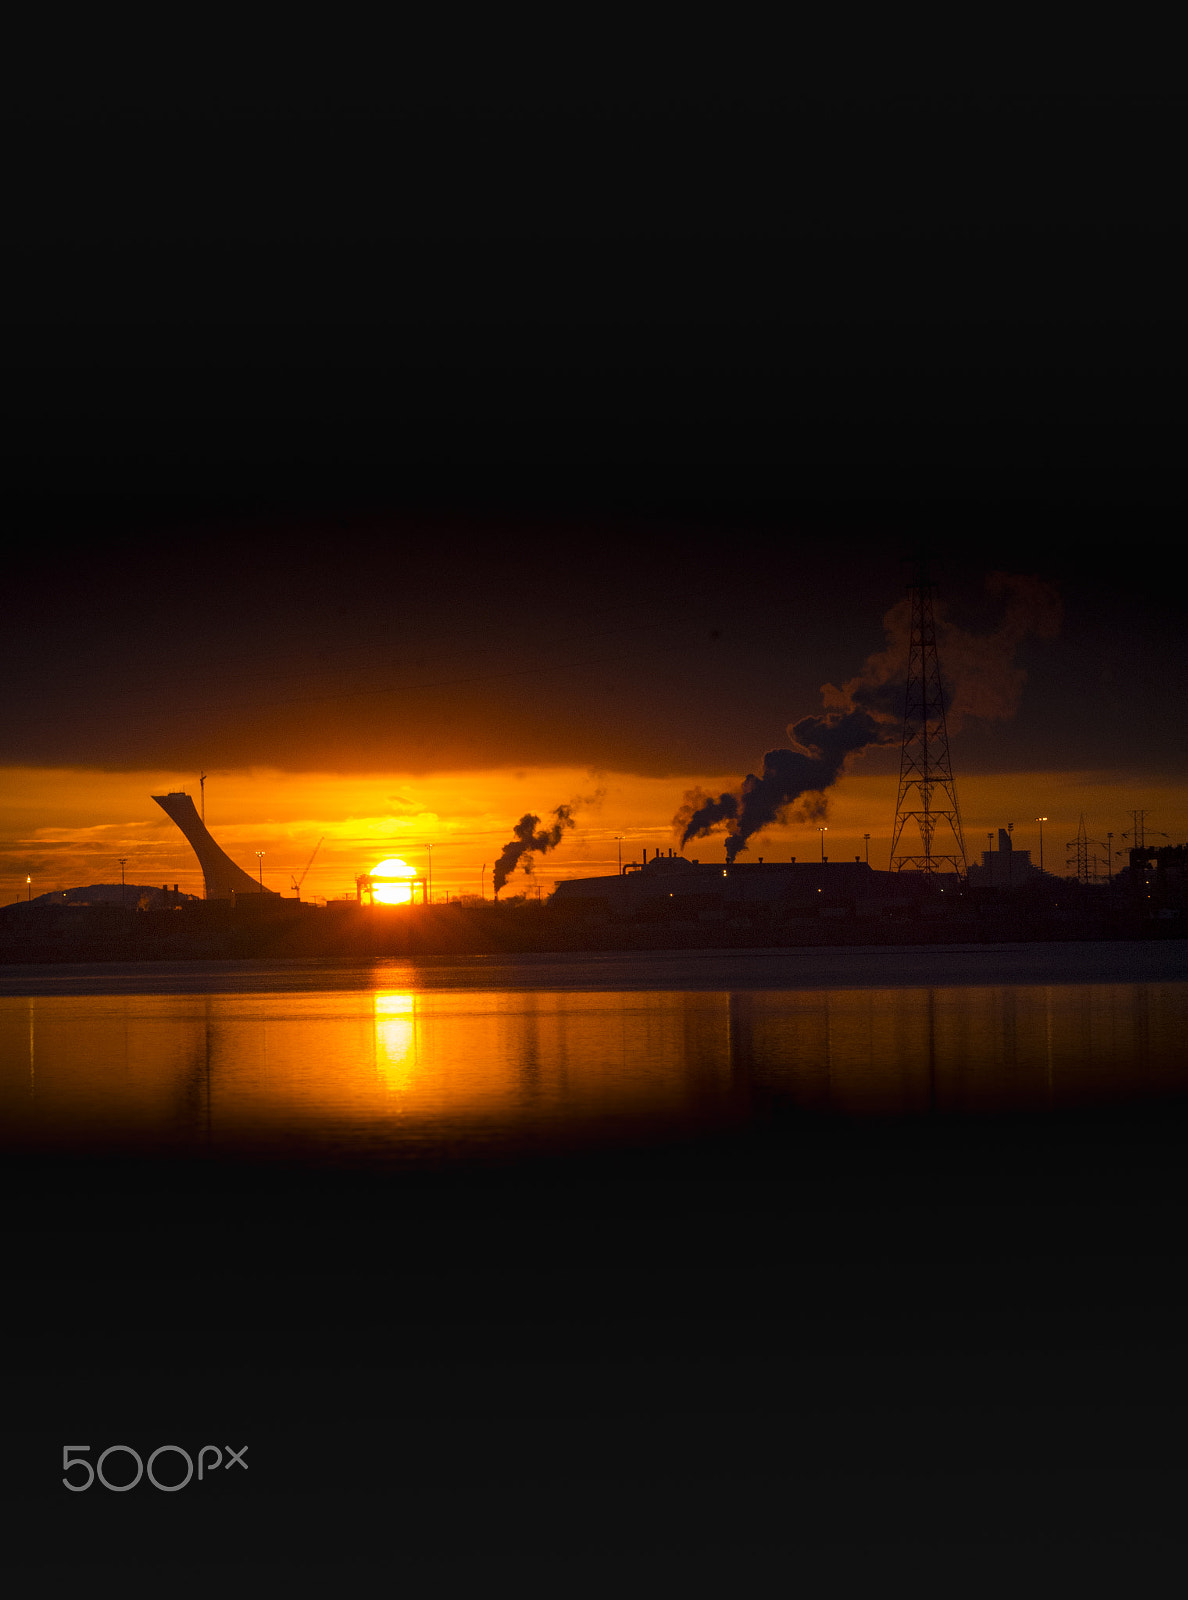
(889, 550, 968, 877)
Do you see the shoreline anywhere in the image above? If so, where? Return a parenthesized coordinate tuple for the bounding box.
(2, 937, 1184, 997)
(0, 895, 1180, 968)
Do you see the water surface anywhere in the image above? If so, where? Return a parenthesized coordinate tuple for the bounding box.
(2, 943, 1184, 1163)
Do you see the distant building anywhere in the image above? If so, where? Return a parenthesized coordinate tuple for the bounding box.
(551, 847, 953, 922)
(966, 827, 1046, 889)
(1125, 843, 1188, 920)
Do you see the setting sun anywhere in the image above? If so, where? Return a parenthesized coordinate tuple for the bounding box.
(370, 857, 415, 904)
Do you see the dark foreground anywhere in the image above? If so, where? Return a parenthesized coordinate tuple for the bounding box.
(4, 1090, 1187, 1588)
(2, 878, 1178, 966)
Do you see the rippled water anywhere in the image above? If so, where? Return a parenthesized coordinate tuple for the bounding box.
(2, 943, 1185, 1162)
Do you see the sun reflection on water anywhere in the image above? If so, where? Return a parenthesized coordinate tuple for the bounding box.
(374, 992, 418, 1092)
(2, 974, 1186, 1159)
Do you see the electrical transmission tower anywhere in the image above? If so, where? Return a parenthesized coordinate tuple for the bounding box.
(1066, 813, 1109, 883)
(1120, 809, 1167, 854)
(889, 561, 968, 877)
(1066, 814, 1093, 883)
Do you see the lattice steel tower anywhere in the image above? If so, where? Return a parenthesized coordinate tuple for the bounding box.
(1065, 813, 1099, 883)
(889, 564, 968, 876)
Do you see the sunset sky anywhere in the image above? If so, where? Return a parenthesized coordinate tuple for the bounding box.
(5, 511, 1184, 905)
(3, 95, 1185, 904)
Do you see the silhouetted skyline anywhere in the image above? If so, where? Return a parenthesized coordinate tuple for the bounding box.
(3, 96, 1185, 902)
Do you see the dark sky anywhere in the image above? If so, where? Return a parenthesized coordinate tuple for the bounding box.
(3, 95, 1185, 782)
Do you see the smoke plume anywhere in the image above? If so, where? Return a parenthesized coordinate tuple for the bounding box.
(676, 571, 1061, 863)
(824, 571, 1063, 732)
(493, 803, 578, 894)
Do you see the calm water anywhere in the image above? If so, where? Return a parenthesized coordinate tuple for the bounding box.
(6, 943, 1188, 1583)
(2, 942, 1186, 1163)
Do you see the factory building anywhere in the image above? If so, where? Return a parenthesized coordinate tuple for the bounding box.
(1126, 843, 1188, 920)
(965, 827, 1047, 889)
(552, 849, 952, 924)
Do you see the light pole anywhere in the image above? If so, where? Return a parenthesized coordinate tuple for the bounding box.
(1035, 816, 1047, 874)
(615, 835, 624, 873)
(118, 857, 127, 910)
(863, 833, 870, 865)
(481, 863, 486, 900)
(26, 875, 31, 903)
(255, 851, 265, 889)
(818, 826, 827, 862)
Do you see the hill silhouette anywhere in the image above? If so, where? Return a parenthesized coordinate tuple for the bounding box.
(8, 883, 201, 911)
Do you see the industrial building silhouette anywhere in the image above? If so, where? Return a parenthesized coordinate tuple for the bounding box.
(551, 847, 955, 922)
(966, 828, 1046, 889)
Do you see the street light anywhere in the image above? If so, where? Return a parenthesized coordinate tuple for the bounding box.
(255, 851, 265, 889)
(118, 857, 128, 910)
(26, 875, 31, 903)
(863, 833, 870, 865)
(481, 862, 487, 900)
(818, 826, 827, 862)
(614, 834, 624, 874)
(1035, 817, 1047, 874)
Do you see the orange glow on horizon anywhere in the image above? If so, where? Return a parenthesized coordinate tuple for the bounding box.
(3, 764, 1187, 907)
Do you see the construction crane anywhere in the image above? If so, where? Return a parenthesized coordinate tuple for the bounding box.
(291, 837, 325, 897)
